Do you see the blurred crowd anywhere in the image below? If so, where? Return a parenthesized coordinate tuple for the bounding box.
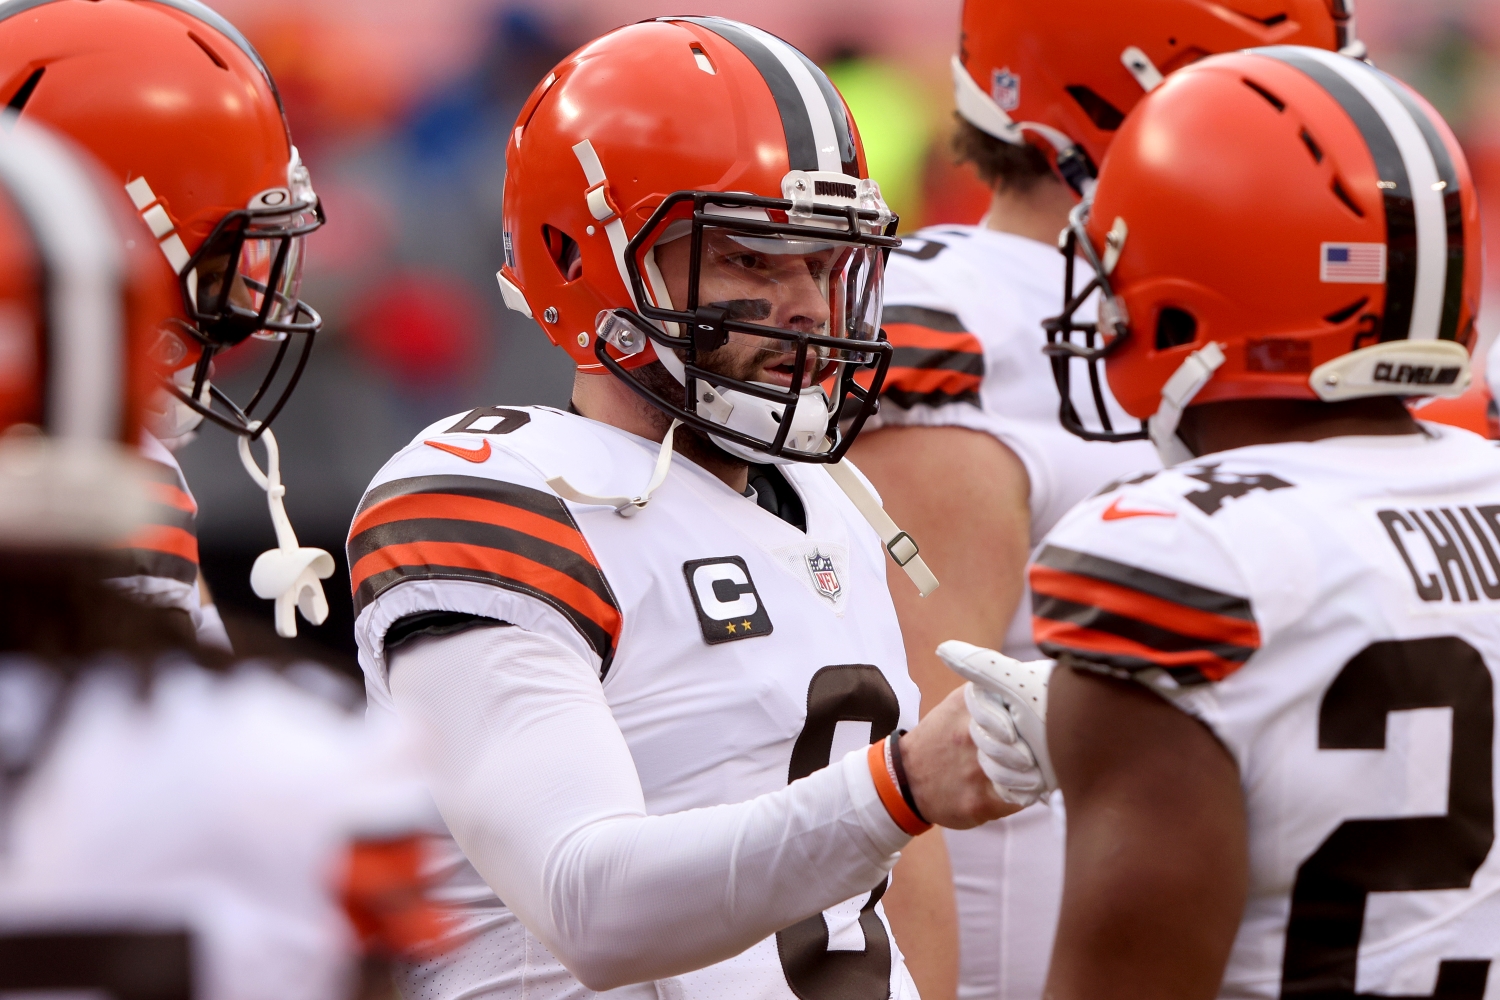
(183, 0, 1500, 670)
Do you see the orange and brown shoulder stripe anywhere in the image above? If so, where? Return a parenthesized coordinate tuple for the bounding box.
(347, 475, 621, 664)
(106, 458, 200, 586)
(860, 305, 984, 409)
(1029, 544, 1260, 686)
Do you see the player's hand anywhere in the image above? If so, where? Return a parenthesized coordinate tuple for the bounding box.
(938, 640, 1056, 808)
(899, 686, 1020, 829)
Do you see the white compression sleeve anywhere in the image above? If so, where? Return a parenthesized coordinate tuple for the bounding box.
(388, 624, 910, 992)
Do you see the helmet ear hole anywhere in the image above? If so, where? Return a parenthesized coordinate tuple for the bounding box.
(1155, 307, 1198, 350)
(542, 224, 582, 282)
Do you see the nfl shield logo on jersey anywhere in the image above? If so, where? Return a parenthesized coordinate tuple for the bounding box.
(991, 67, 1020, 112)
(806, 551, 842, 601)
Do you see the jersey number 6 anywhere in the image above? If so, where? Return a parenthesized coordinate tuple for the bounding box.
(1281, 637, 1494, 999)
(777, 664, 902, 1000)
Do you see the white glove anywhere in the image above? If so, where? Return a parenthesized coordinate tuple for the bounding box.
(938, 640, 1057, 808)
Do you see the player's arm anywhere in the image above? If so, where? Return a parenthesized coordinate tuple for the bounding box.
(388, 623, 1010, 992)
(1044, 665, 1247, 1000)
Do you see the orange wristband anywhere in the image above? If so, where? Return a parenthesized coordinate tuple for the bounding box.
(867, 738, 933, 836)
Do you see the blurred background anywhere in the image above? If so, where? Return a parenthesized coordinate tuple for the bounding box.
(185, 0, 1500, 673)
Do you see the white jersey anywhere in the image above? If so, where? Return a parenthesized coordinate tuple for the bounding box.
(104, 432, 230, 650)
(350, 405, 921, 1000)
(1033, 425, 1500, 999)
(0, 658, 432, 1000)
(875, 226, 1159, 999)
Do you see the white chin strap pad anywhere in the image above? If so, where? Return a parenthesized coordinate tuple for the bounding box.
(707, 386, 833, 465)
(651, 332, 834, 465)
(1148, 341, 1226, 466)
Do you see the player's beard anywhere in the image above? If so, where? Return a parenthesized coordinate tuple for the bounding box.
(629, 340, 808, 470)
(628, 360, 747, 471)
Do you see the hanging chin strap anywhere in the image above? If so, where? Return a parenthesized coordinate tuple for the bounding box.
(1147, 342, 1226, 466)
(544, 419, 938, 596)
(826, 460, 939, 597)
(547, 419, 683, 518)
(238, 425, 335, 638)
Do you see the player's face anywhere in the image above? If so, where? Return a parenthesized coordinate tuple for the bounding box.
(655, 229, 844, 388)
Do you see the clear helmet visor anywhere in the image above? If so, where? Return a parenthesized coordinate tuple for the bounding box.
(194, 218, 313, 342)
(661, 225, 883, 385)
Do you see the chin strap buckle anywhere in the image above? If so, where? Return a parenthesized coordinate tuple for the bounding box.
(547, 419, 682, 518)
(825, 460, 939, 597)
(238, 426, 335, 638)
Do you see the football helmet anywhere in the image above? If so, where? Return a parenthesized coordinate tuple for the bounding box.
(1414, 383, 1498, 440)
(0, 119, 171, 547)
(954, 0, 1361, 198)
(0, 0, 324, 441)
(498, 17, 898, 465)
(1044, 48, 1480, 464)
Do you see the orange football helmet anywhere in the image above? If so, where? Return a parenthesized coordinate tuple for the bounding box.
(1414, 382, 1498, 440)
(954, 0, 1361, 196)
(498, 17, 897, 464)
(0, 120, 173, 546)
(1044, 48, 1480, 463)
(0, 0, 323, 440)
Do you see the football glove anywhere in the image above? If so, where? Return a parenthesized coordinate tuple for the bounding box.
(937, 640, 1057, 808)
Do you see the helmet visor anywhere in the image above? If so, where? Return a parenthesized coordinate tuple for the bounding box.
(665, 225, 883, 386)
(189, 199, 322, 346)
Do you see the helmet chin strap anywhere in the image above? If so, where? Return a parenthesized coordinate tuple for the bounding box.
(546, 418, 683, 517)
(237, 425, 334, 638)
(1147, 341, 1226, 466)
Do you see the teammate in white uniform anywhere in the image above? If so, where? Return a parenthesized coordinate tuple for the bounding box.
(1030, 48, 1495, 1000)
(0, 119, 441, 1000)
(351, 18, 1043, 1000)
(106, 430, 230, 649)
(0, 0, 337, 643)
(849, 3, 1361, 995)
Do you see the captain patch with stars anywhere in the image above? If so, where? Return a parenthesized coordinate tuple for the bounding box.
(683, 556, 774, 644)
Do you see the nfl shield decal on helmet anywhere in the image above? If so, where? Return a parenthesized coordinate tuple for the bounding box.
(806, 551, 842, 601)
(991, 67, 1021, 112)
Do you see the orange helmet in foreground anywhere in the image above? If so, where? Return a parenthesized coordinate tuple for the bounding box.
(0, 0, 323, 441)
(1043, 48, 1480, 464)
(954, 0, 1360, 196)
(499, 17, 897, 464)
(0, 120, 172, 546)
(1415, 382, 1498, 440)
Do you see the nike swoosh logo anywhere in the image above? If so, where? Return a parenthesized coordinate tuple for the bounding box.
(1102, 497, 1176, 521)
(425, 438, 491, 463)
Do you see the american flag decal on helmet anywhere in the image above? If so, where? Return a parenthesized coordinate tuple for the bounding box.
(1255, 47, 1467, 342)
(1321, 242, 1386, 283)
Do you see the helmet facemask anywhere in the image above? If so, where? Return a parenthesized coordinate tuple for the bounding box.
(1042, 200, 1147, 444)
(597, 179, 898, 465)
(170, 152, 324, 441)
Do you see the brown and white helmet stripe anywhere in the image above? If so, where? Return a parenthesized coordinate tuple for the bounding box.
(1254, 47, 1467, 345)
